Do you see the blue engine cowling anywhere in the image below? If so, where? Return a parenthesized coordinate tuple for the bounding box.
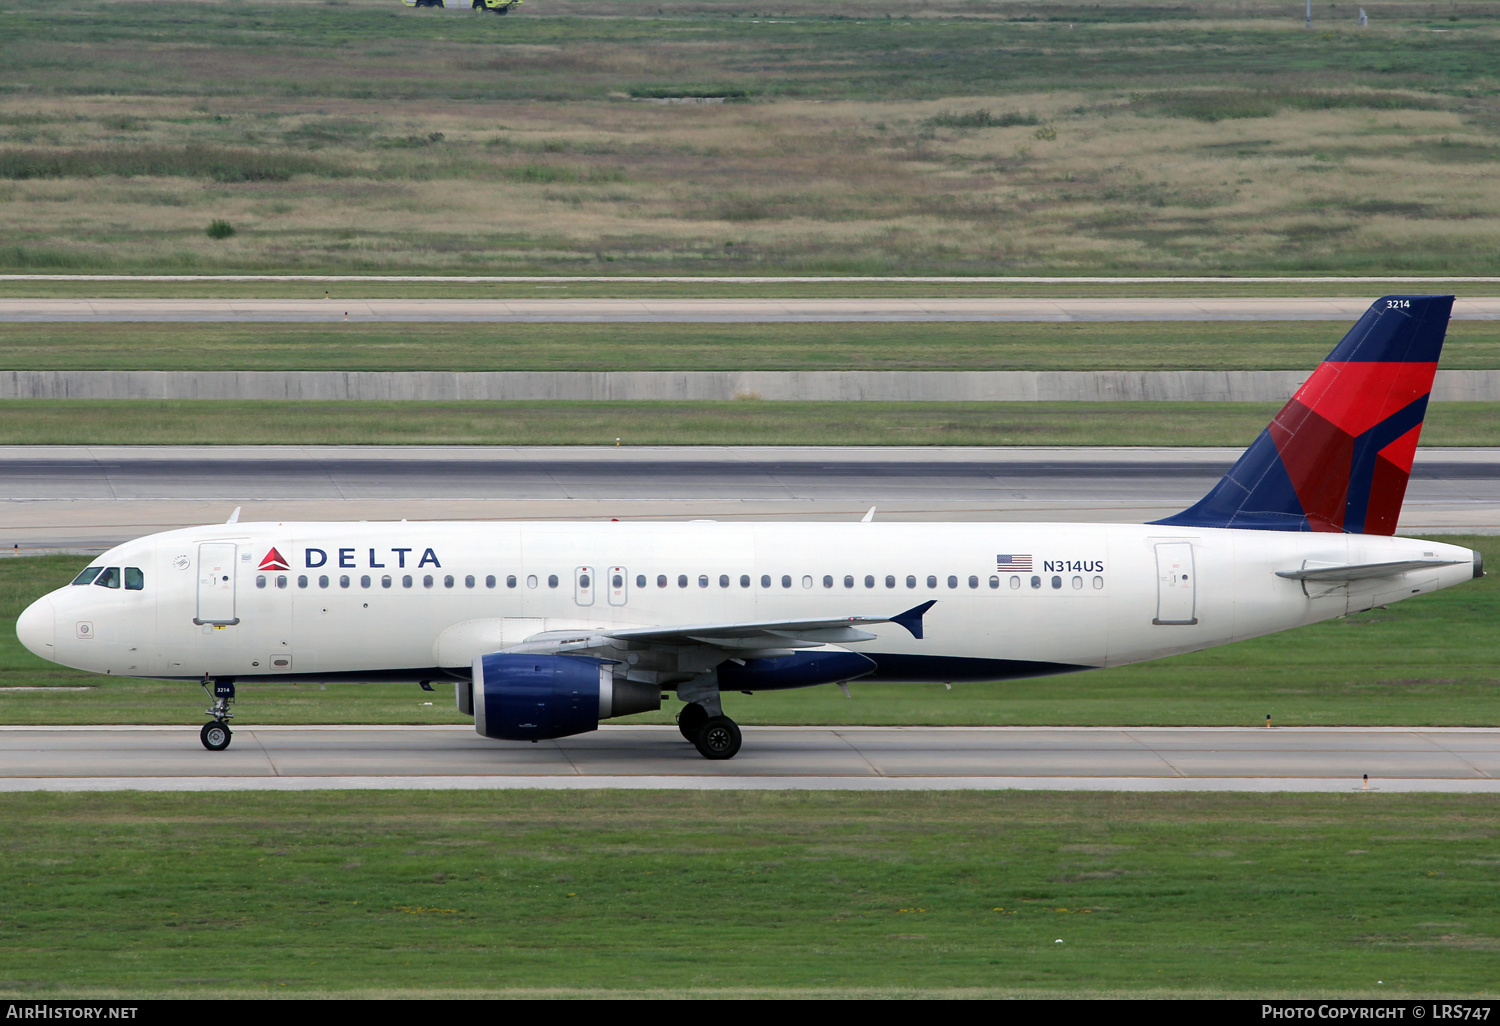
(468, 652, 662, 741)
(472, 653, 607, 741)
(716, 649, 876, 692)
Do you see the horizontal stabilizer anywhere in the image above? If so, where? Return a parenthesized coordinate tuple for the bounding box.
(1275, 558, 1464, 582)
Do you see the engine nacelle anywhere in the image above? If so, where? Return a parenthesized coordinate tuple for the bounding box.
(716, 648, 876, 692)
(466, 653, 660, 741)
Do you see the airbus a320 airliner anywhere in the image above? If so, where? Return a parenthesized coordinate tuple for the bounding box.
(15, 296, 1482, 759)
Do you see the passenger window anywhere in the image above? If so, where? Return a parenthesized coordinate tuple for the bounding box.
(360, 575, 371, 589)
(277, 575, 289, 589)
(382, 575, 393, 589)
(719, 574, 729, 588)
(885, 575, 895, 589)
(125, 567, 145, 591)
(637, 575, 647, 588)
(424, 575, 435, 589)
(1093, 576, 1104, 589)
(844, 575, 854, 589)
(617, 574, 627, 588)
(95, 567, 121, 589)
(1010, 576, 1020, 590)
(926, 575, 936, 589)
(548, 575, 559, 589)
(781, 575, 792, 588)
(802, 575, 813, 589)
(445, 575, 455, 589)
(505, 575, 516, 588)
(72, 567, 103, 586)
(1072, 576, 1083, 590)
(403, 575, 413, 588)
(906, 575, 916, 589)
(527, 575, 538, 589)
(823, 575, 833, 589)
(340, 575, 351, 589)
(864, 575, 875, 588)
(657, 575, 668, 588)
(989, 576, 999, 589)
(486, 575, 497, 589)
(255, 575, 266, 590)
(740, 574, 751, 588)
(698, 575, 709, 589)
(761, 575, 771, 588)
(319, 575, 330, 589)
(677, 574, 688, 588)
(298, 575, 308, 589)
(1052, 576, 1063, 590)
(465, 575, 476, 589)
(947, 575, 958, 589)
(968, 576, 979, 589)
(1031, 576, 1041, 589)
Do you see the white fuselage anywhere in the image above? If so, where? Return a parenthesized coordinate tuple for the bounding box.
(16, 520, 1479, 686)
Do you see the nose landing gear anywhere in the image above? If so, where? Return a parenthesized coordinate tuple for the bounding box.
(199, 677, 235, 752)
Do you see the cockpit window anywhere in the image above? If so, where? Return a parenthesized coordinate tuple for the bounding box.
(124, 567, 144, 591)
(94, 567, 121, 589)
(72, 567, 103, 586)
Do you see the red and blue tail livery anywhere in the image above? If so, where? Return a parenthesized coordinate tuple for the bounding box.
(1155, 295, 1454, 535)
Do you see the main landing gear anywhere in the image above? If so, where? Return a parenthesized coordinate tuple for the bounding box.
(676, 702, 742, 760)
(199, 677, 235, 752)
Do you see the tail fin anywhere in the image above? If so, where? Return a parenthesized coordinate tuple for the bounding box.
(1153, 294, 1453, 535)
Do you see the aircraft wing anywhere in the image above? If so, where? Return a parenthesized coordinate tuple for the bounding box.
(601, 600, 936, 648)
(1276, 558, 1465, 582)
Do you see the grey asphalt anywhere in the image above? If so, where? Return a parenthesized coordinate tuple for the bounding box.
(2, 446, 1496, 549)
(0, 725, 1494, 792)
(4, 297, 1499, 322)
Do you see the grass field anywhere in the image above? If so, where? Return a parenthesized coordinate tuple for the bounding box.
(4, 536, 1495, 728)
(6, 319, 1500, 371)
(1, 0, 1497, 275)
(0, 790, 1496, 996)
(3, 399, 1500, 446)
(3, 280, 1498, 300)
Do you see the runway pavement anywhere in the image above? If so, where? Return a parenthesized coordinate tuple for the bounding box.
(4, 297, 1500, 322)
(1, 445, 1496, 548)
(0, 725, 1494, 792)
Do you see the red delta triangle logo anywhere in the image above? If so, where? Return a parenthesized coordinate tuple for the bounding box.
(258, 547, 291, 572)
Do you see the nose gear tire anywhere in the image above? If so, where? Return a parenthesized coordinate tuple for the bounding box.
(200, 721, 232, 752)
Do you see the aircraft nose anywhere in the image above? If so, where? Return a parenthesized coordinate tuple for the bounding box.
(16, 595, 56, 659)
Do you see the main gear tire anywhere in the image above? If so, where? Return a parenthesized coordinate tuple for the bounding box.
(677, 702, 709, 741)
(693, 716, 741, 760)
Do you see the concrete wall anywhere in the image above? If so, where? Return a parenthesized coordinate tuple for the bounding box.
(2, 369, 1497, 401)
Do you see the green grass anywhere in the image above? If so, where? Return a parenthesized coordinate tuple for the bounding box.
(5, 320, 1500, 372)
(1, 399, 1499, 446)
(2, 281, 1494, 300)
(1, 0, 1498, 275)
(5, 537, 1496, 728)
(0, 790, 1496, 996)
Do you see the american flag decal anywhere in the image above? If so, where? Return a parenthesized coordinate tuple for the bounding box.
(996, 554, 1033, 571)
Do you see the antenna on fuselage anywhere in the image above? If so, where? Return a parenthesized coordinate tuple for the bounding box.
(226, 507, 241, 524)
(860, 507, 876, 523)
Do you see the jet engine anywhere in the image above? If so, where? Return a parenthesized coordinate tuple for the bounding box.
(462, 652, 661, 741)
